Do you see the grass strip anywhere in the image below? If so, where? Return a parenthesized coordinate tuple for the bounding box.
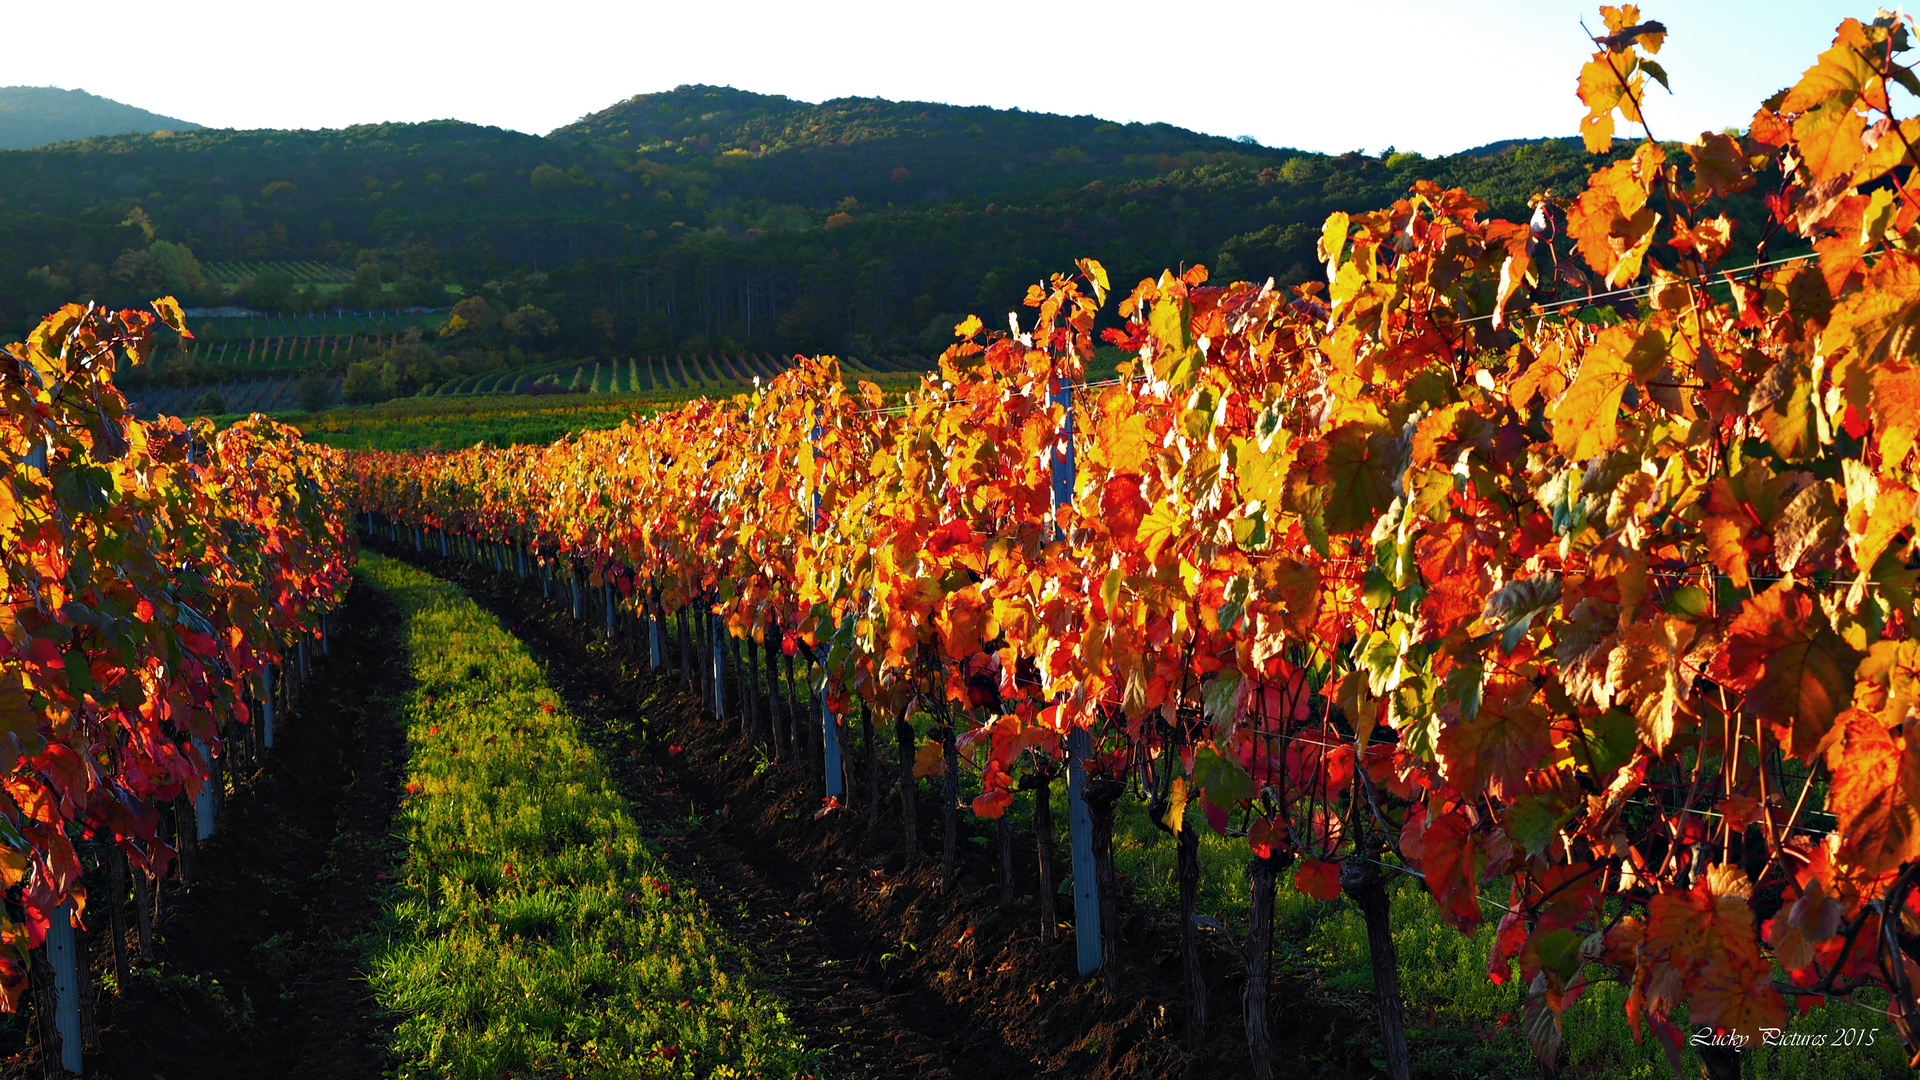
(358, 552, 813, 1080)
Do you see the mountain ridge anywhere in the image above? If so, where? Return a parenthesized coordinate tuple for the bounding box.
(0, 83, 1649, 369)
(0, 86, 200, 150)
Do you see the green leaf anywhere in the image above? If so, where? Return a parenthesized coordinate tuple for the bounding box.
(1193, 744, 1252, 807)
(1535, 467, 1585, 535)
(1577, 707, 1638, 777)
(63, 648, 92, 696)
(1507, 793, 1571, 856)
(1216, 575, 1251, 633)
(1230, 507, 1270, 551)
(1532, 928, 1584, 982)
(1442, 656, 1485, 720)
(1356, 628, 1401, 696)
(1149, 296, 1198, 390)
(53, 465, 114, 514)
(1149, 294, 1193, 352)
(1181, 386, 1217, 442)
(1662, 585, 1709, 617)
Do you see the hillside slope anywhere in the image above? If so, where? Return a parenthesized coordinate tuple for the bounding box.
(0, 86, 200, 150)
(0, 85, 1635, 364)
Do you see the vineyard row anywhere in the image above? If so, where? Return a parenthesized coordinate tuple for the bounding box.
(2, 302, 353, 1073)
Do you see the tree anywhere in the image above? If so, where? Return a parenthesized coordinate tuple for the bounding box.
(775, 295, 834, 355)
(296, 372, 333, 413)
(237, 269, 295, 311)
(342, 360, 390, 405)
(446, 295, 498, 334)
(110, 249, 162, 292)
(502, 304, 557, 342)
(147, 240, 207, 297)
(340, 262, 385, 310)
(1213, 223, 1317, 286)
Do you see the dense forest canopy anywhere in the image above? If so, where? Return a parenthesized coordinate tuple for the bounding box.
(0, 85, 1633, 362)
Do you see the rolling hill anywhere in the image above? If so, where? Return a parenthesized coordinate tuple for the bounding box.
(0, 86, 200, 150)
(1, 85, 1669, 407)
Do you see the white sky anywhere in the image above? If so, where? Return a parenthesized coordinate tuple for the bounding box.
(4, 0, 1876, 156)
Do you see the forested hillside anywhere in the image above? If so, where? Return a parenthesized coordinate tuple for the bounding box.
(1, 85, 1623, 363)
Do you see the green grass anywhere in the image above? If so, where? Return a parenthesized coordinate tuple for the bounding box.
(358, 553, 814, 1080)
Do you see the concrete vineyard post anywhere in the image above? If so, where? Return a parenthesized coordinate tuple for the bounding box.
(649, 606, 664, 670)
(192, 739, 215, 842)
(261, 665, 275, 749)
(809, 405, 838, 794)
(822, 674, 844, 799)
(604, 584, 614, 639)
(1051, 374, 1101, 975)
(711, 612, 728, 717)
(1067, 726, 1101, 975)
(45, 901, 82, 1075)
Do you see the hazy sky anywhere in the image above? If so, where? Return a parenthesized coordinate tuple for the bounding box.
(7, 0, 1879, 156)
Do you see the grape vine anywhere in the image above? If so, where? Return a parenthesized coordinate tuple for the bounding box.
(1, 299, 353, 1010)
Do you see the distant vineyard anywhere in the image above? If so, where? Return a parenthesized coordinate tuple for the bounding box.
(200, 260, 354, 286)
(188, 308, 444, 340)
(129, 375, 340, 418)
(124, 353, 924, 422)
(432, 352, 915, 399)
(154, 310, 450, 375)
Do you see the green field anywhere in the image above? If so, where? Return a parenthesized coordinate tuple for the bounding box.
(360, 552, 813, 1079)
(298, 395, 656, 451)
(185, 340, 1125, 451)
(283, 363, 941, 451)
